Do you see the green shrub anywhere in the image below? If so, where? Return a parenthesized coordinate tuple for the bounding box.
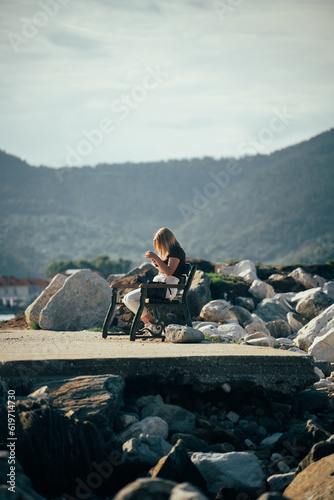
(207, 272, 250, 300)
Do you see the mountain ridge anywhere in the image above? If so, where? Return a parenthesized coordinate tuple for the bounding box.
(0, 128, 333, 278)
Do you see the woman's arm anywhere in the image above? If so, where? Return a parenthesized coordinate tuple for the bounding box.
(145, 252, 179, 276)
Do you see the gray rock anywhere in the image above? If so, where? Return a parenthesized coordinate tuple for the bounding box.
(287, 312, 306, 333)
(243, 332, 269, 341)
(295, 389, 329, 414)
(295, 290, 334, 321)
(191, 451, 265, 496)
(25, 273, 66, 326)
(39, 269, 111, 330)
(308, 327, 334, 362)
(289, 267, 326, 289)
(112, 477, 177, 500)
(295, 303, 334, 349)
(112, 477, 209, 500)
(228, 305, 253, 328)
(169, 433, 211, 452)
(136, 394, 164, 409)
(12, 398, 109, 498)
(188, 270, 212, 317)
(217, 323, 247, 339)
(258, 492, 291, 500)
(260, 433, 283, 448)
(235, 296, 255, 311)
(314, 360, 333, 377)
(122, 434, 172, 465)
(165, 324, 205, 343)
(200, 299, 232, 322)
(169, 482, 209, 500)
(141, 403, 196, 433)
(266, 320, 292, 338)
(217, 260, 258, 282)
(295, 438, 334, 474)
(245, 322, 271, 336)
(255, 297, 293, 323)
(249, 279, 274, 300)
(267, 471, 295, 492)
(322, 281, 334, 299)
(114, 414, 139, 432)
(274, 420, 331, 459)
(246, 337, 278, 348)
(149, 439, 207, 492)
(49, 375, 125, 439)
(118, 416, 169, 443)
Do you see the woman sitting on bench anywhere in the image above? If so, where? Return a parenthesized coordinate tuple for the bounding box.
(123, 227, 186, 334)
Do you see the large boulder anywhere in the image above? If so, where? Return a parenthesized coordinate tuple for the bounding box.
(274, 420, 331, 461)
(323, 281, 334, 299)
(266, 274, 304, 293)
(188, 270, 212, 317)
(0, 451, 47, 500)
(295, 438, 334, 474)
(117, 417, 169, 443)
(228, 305, 253, 327)
(49, 375, 125, 439)
(165, 325, 205, 343)
(39, 269, 111, 331)
(295, 304, 334, 349)
(245, 321, 271, 336)
(249, 280, 274, 300)
(113, 477, 209, 500)
(295, 290, 334, 321)
(265, 320, 291, 338)
(217, 260, 258, 282)
(149, 439, 207, 490)
(141, 403, 196, 434)
(25, 274, 66, 326)
(254, 297, 293, 323)
(217, 323, 247, 340)
(191, 451, 265, 496)
(287, 312, 307, 333)
(284, 454, 334, 500)
(289, 267, 326, 289)
(200, 300, 231, 322)
(308, 327, 334, 362)
(13, 399, 111, 499)
(122, 435, 173, 466)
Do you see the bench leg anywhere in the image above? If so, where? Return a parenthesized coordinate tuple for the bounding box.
(182, 299, 193, 328)
(130, 289, 147, 341)
(102, 289, 118, 338)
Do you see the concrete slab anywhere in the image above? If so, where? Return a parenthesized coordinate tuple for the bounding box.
(0, 329, 317, 395)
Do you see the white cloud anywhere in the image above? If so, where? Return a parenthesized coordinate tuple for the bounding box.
(0, 0, 333, 166)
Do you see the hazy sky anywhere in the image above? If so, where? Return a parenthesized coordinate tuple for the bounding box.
(1, 0, 333, 167)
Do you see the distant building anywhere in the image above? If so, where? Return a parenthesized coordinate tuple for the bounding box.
(0, 276, 49, 308)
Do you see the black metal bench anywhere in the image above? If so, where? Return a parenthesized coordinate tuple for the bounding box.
(102, 264, 196, 341)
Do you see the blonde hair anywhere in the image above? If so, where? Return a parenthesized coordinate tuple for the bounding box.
(153, 228, 180, 260)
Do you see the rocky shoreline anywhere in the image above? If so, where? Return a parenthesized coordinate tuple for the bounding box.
(0, 371, 333, 500)
(1, 259, 334, 499)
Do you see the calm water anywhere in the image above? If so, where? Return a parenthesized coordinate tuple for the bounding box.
(0, 314, 15, 321)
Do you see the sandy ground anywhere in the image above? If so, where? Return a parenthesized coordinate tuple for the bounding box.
(0, 327, 308, 362)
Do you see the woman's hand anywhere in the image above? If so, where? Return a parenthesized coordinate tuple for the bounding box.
(145, 251, 157, 261)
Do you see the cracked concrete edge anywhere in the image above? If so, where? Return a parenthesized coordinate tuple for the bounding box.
(0, 354, 317, 396)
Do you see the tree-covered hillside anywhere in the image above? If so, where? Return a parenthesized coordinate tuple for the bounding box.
(0, 129, 333, 277)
